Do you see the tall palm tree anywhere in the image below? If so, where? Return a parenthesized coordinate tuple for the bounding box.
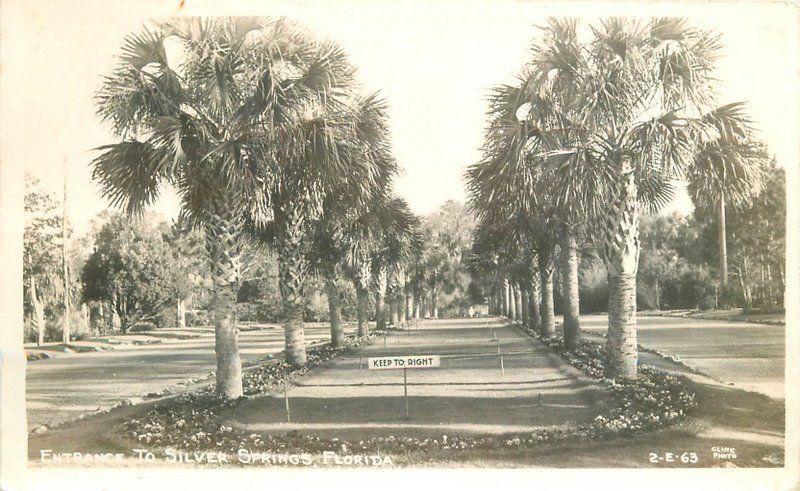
(513, 21, 614, 350)
(307, 136, 397, 346)
(469, 18, 756, 378)
(94, 18, 278, 397)
(185, 19, 392, 366)
(307, 215, 348, 347)
(686, 103, 766, 290)
(465, 79, 561, 339)
(94, 17, 393, 395)
(521, 18, 729, 378)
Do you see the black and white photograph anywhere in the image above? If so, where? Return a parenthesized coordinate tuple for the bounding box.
(0, 0, 797, 488)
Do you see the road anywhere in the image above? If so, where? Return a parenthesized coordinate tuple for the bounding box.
(582, 315, 785, 399)
(25, 324, 355, 430)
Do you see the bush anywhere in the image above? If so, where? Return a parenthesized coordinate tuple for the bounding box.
(579, 263, 608, 313)
(678, 265, 717, 310)
(129, 322, 156, 332)
(186, 310, 212, 327)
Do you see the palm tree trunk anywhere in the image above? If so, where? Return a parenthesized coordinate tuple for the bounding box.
(654, 281, 661, 310)
(741, 257, 752, 307)
(210, 283, 242, 398)
(206, 220, 244, 398)
(529, 274, 541, 330)
(520, 287, 529, 326)
(498, 290, 504, 317)
(355, 257, 370, 336)
(431, 282, 439, 319)
(513, 283, 522, 322)
(374, 266, 387, 330)
(277, 201, 309, 366)
(356, 284, 369, 336)
(176, 298, 186, 329)
(602, 166, 640, 379)
(324, 269, 345, 348)
(718, 196, 728, 288)
(111, 294, 122, 333)
(398, 298, 405, 324)
(538, 252, 555, 337)
(561, 230, 581, 351)
(405, 291, 413, 320)
(766, 261, 774, 307)
(389, 296, 398, 326)
(503, 278, 511, 317)
(81, 303, 90, 333)
(413, 289, 421, 319)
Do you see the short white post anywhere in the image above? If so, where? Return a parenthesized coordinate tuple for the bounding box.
(283, 370, 291, 423)
(403, 367, 409, 419)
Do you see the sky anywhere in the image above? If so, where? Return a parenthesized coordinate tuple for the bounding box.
(4, 0, 798, 237)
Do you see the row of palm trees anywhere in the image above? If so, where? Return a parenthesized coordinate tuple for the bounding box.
(92, 17, 427, 398)
(465, 18, 766, 379)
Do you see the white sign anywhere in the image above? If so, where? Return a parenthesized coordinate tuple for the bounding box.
(367, 355, 440, 370)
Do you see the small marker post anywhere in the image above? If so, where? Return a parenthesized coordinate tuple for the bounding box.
(500, 355, 505, 375)
(403, 367, 409, 419)
(283, 370, 291, 423)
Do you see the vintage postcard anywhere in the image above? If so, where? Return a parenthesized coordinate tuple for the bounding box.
(0, 0, 797, 489)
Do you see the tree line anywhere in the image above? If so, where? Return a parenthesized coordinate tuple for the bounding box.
(464, 18, 780, 379)
(26, 15, 481, 399)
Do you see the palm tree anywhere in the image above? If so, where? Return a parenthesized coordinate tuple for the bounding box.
(686, 103, 766, 290)
(469, 18, 757, 378)
(521, 18, 731, 378)
(370, 197, 425, 328)
(307, 143, 396, 346)
(176, 19, 392, 366)
(513, 21, 614, 350)
(94, 18, 392, 394)
(94, 18, 276, 397)
(307, 215, 348, 346)
(465, 80, 561, 339)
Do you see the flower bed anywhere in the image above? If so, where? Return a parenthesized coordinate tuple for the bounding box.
(121, 322, 698, 460)
(518, 324, 698, 435)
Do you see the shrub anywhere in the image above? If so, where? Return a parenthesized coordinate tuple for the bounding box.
(186, 310, 212, 327)
(678, 265, 717, 310)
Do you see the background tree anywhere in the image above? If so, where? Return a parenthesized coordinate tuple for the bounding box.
(423, 201, 475, 318)
(81, 214, 185, 333)
(687, 103, 766, 292)
(23, 175, 62, 345)
(714, 158, 785, 308)
(163, 219, 208, 329)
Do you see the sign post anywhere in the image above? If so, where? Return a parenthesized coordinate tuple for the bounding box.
(283, 370, 291, 423)
(403, 368, 409, 418)
(367, 355, 441, 419)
